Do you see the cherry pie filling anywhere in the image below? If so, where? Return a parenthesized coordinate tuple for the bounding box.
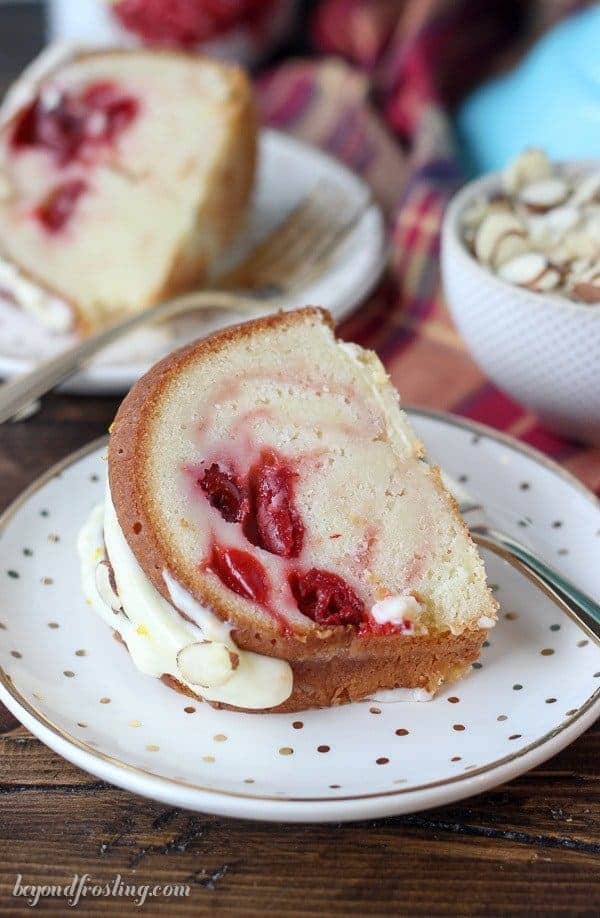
(11, 81, 139, 165)
(111, 0, 279, 47)
(10, 81, 139, 232)
(193, 448, 383, 632)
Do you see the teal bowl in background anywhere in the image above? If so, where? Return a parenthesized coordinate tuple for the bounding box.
(456, 6, 600, 177)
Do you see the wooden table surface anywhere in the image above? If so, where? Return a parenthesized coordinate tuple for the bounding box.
(0, 5, 599, 915)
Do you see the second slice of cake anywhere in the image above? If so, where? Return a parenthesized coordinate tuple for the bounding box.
(81, 307, 497, 712)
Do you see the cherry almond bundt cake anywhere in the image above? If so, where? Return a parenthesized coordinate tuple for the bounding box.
(79, 308, 497, 712)
(0, 47, 255, 331)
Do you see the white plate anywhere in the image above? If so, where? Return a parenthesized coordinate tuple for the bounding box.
(0, 410, 598, 823)
(0, 129, 385, 394)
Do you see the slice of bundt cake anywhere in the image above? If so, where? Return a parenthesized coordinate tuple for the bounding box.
(80, 307, 497, 712)
(0, 46, 255, 331)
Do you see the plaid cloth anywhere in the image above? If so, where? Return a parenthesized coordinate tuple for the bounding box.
(258, 0, 600, 494)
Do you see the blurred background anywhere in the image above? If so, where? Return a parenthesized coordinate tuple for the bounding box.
(0, 0, 598, 485)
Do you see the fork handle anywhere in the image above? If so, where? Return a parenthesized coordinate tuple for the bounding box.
(473, 526, 600, 638)
(0, 290, 262, 424)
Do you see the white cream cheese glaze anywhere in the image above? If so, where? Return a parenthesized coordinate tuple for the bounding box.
(0, 255, 73, 332)
(78, 497, 293, 710)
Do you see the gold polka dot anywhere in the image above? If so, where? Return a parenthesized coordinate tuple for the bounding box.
(448, 696, 460, 704)
(451, 756, 462, 762)
(63, 670, 75, 678)
(453, 724, 466, 731)
(393, 779, 408, 785)
(75, 649, 87, 657)
(369, 706, 382, 714)
(99, 697, 111, 704)
(41, 577, 53, 585)
(509, 734, 522, 741)
(279, 747, 294, 756)
(146, 744, 160, 752)
(184, 706, 196, 714)
(32, 692, 45, 701)
(0, 622, 6, 630)
(292, 721, 303, 729)
(317, 745, 330, 753)
(376, 757, 389, 765)
(48, 622, 59, 629)
(77, 722, 87, 728)
(505, 611, 518, 621)
(545, 698, 557, 704)
(566, 708, 578, 716)
(540, 648, 554, 656)
(213, 733, 227, 742)
(497, 714, 508, 721)
(202, 755, 215, 763)
(244, 778, 255, 784)
(128, 719, 142, 728)
(577, 640, 589, 648)
(48, 533, 60, 543)
(329, 784, 341, 789)
(10, 650, 22, 659)
(395, 728, 409, 736)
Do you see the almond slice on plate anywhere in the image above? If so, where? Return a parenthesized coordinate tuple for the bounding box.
(176, 640, 239, 689)
(519, 178, 569, 212)
(474, 212, 526, 264)
(95, 560, 123, 614)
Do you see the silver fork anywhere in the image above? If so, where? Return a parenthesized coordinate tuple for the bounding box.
(458, 501, 600, 641)
(0, 182, 372, 424)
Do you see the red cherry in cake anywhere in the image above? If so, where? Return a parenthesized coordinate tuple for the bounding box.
(11, 81, 139, 166)
(209, 544, 270, 604)
(289, 569, 365, 627)
(112, 0, 277, 46)
(199, 463, 249, 524)
(36, 179, 87, 232)
(248, 450, 304, 558)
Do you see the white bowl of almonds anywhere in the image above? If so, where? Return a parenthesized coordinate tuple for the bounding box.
(442, 149, 600, 444)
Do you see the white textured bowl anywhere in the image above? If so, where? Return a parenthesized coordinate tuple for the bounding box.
(441, 169, 600, 444)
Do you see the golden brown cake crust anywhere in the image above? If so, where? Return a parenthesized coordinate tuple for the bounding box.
(150, 630, 485, 713)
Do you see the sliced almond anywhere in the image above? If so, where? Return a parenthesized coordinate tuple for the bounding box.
(491, 231, 531, 269)
(474, 212, 526, 264)
(583, 212, 600, 244)
(527, 205, 580, 247)
(95, 560, 123, 614)
(530, 266, 561, 292)
(176, 641, 238, 689)
(559, 228, 598, 261)
(498, 252, 548, 287)
(461, 196, 488, 230)
(571, 172, 600, 207)
(502, 148, 552, 195)
(519, 178, 569, 212)
(572, 280, 600, 303)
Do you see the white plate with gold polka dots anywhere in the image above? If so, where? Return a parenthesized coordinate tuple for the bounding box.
(0, 409, 599, 823)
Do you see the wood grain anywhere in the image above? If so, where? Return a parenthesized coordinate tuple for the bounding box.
(0, 5, 599, 913)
